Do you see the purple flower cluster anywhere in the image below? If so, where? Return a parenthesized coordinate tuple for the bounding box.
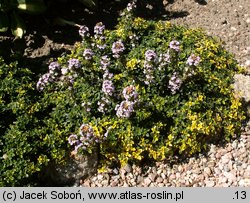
(100, 55, 110, 70)
(143, 50, 158, 85)
(112, 40, 125, 58)
(103, 70, 113, 80)
(98, 97, 111, 113)
(37, 62, 61, 91)
(122, 85, 138, 101)
(158, 52, 171, 70)
(58, 58, 81, 87)
(169, 40, 180, 52)
(168, 72, 182, 94)
(68, 58, 81, 69)
(94, 22, 105, 36)
(186, 54, 201, 66)
(68, 134, 78, 146)
(48, 62, 61, 75)
(83, 49, 94, 60)
(115, 85, 139, 118)
(127, 0, 137, 12)
(79, 25, 90, 38)
(68, 124, 98, 152)
(102, 80, 115, 96)
(92, 22, 107, 50)
(115, 100, 134, 118)
(145, 50, 157, 62)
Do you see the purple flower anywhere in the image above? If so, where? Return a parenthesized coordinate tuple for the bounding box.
(145, 50, 157, 62)
(169, 40, 180, 52)
(168, 72, 182, 94)
(79, 25, 90, 38)
(122, 85, 138, 101)
(68, 134, 78, 146)
(61, 68, 69, 75)
(68, 58, 81, 69)
(79, 124, 94, 137)
(112, 40, 125, 58)
(94, 22, 105, 36)
(103, 70, 113, 80)
(102, 80, 115, 96)
(36, 73, 55, 91)
(83, 49, 94, 60)
(186, 54, 201, 66)
(48, 62, 60, 74)
(115, 101, 134, 118)
(127, 1, 137, 12)
(100, 55, 110, 70)
(159, 52, 171, 64)
(74, 142, 86, 152)
(97, 97, 111, 113)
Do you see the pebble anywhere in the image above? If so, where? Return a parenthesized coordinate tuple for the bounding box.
(204, 167, 212, 176)
(143, 177, 152, 186)
(205, 180, 215, 187)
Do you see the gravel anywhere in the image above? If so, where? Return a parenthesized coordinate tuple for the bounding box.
(81, 0, 250, 187)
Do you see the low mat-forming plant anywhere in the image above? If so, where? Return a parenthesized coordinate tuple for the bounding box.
(38, 1, 245, 169)
(0, 1, 245, 185)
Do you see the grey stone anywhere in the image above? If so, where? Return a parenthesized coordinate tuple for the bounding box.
(42, 151, 98, 186)
(123, 163, 132, 173)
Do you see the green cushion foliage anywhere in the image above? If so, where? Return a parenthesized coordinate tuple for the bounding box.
(0, 4, 245, 185)
(0, 58, 68, 186)
(39, 7, 245, 169)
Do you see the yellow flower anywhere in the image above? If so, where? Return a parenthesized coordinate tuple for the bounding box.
(133, 17, 148, 29)
(116, 28, 124, 37)
(126, 58, 139, 70)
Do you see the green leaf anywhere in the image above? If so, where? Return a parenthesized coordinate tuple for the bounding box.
(0, 11, 9, 32)
(10, 11, 26, 38)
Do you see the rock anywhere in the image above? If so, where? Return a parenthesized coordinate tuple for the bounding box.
(214, 168, 221, 175)
(158, 183, 165, 187)
(113, 168, 119, 175)
(240, 179, 250, 186)
(204, 167, 212, 176)
(82, 179, 91, 187)
(246, 60, 250, 66)
(42, 151, 98, 186)
(111, 175, 120, 180)
(215, 153, 221, 159)
(102, 180, 109, 186)
(221, 156, 230, 164)
(97, 174, 103, 180)
(136, 175, 144, 184)
(243, 171, 250, 178)
(156, 177, 164, 183)
(205, 180, 215, 187)
(143, 177, 152, 186)
(223, 172, 236, 182)
(207, 161, 216, 168)
(110, 180, 119, 187)
(161, 173, 166, 179)
(123, 163, 132, 173)
(178, 165, 184, 173)
(149, 173, 157, 181)
(168, 174, 176, 181)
